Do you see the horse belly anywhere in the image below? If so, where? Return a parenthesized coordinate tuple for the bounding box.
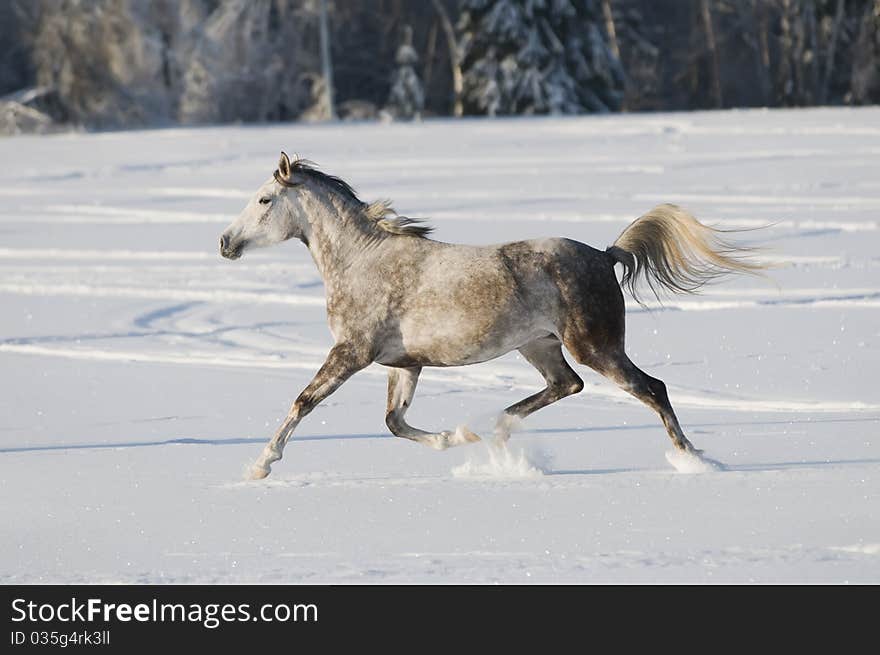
(375, 244, 561, 367)
(381, 304, 553, 367)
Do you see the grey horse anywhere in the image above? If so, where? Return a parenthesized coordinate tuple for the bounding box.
(220, 153, 763, 479)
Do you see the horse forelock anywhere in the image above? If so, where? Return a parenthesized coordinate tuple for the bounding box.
(291, 159, 433, 239)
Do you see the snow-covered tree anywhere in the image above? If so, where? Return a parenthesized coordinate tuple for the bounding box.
(458, 0, 624, 116)
(385, 25, 425, 120)
(30, 0, 176, 128)
(178, 0, 314, 124)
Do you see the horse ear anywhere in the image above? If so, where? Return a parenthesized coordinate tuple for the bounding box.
(278, 151, 291, 178)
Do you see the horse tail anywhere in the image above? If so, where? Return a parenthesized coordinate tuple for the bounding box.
(606, 203, 766, 304)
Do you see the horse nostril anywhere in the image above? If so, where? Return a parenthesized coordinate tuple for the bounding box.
(220, 234, 229, 251)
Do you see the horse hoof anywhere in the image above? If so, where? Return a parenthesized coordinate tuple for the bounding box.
(455, 426, 482, 444)
(431, 434, 451, 451)
(444, 426, 481, 447)
(247, 463, 271, 480)
(427, 427, 482, 451)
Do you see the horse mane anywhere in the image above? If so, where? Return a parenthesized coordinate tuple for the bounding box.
(291, 158, 433, 239)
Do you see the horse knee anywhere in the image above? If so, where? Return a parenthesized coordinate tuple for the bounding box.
(292, 391, 317, 418)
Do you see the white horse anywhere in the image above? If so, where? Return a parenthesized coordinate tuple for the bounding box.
(220, 153, 763, 479)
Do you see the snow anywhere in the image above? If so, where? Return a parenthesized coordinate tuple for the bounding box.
(452, 443, 549, 480)
(1, 107, 878, 583)
(664, 449, 725, 474)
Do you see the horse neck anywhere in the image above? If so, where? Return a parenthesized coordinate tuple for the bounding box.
(299, 188, 386, 286)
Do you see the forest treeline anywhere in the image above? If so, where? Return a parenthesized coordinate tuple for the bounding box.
(1, 0, 878, 133)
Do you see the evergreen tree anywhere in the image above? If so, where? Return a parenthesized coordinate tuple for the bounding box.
(385, 25, 426, 120)
(458, 0, 624, 116)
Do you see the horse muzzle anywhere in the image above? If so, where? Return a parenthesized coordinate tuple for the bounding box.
(219, 233, 244, 260)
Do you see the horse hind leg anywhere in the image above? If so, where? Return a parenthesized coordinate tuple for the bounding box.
(566, 340, 699, 454)
(495, 336, 584, 444)
(385, 366, 481, 450)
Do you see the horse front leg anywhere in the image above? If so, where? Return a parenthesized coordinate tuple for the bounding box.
(249, 343, 369, 480)
(385, 366, 481, 450)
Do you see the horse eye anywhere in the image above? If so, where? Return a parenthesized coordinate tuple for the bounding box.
(259, 197, 272, 205)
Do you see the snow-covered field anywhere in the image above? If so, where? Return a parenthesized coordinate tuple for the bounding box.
(1, 108, 878, 583)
